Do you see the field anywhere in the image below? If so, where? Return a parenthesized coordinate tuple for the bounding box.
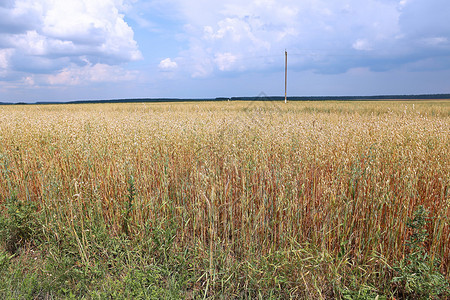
(0, 100, 449, 299)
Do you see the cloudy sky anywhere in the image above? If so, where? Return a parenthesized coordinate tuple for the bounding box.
(1, 0, 449, 102)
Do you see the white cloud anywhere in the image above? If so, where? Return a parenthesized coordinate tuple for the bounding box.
(158, 58, 178, 71)
(398, 0, 408, 8)
(170, 0, 303, 76)
(0, 49, 14, 76)
(165, 0, 450, 76)
(166, 0, 407, 76)
(214, 52, 237, 71)
(422, 37, 448, 46)
(46, 63, 138, 86)
(23, 76, 34, 86)
(352, 39, 372, 51)
(39, 0, 141, 61)
(0, 0, 141, 80)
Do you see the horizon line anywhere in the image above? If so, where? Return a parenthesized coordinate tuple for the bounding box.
(1, 93, 450, 105)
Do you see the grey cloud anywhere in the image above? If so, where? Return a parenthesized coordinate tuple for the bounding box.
(0, 33, 12, 48)
(291, 0, 450, 74)
(176, 0, 450, 77)
(400, 0, 450, 40)
(43, 25, 106, 46)
(0, 7, 41, 34)
(0, 0, 141, 83)
(0, 0, 14, 8)
(10, 54, 69, 74)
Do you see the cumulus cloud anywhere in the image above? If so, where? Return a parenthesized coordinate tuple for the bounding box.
(46, 63, 138, 86)
(158, 58, 178, 71)
(353, 39, 372, 51)
(0, 2, 40, 34)
(214, 52, 238, 71)
(0, 49, 13, 77)
(0, 0, 141, 85)
(166, 0, 450, 76)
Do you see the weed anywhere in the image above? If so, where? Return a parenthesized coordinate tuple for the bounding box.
(0, 249, 13, 272)
(0, 195, 40, 254)
(392, 205, 450, 299)
(122, 174, 135, 237)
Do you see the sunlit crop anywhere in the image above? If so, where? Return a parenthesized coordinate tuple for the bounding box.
(0, 100, 448, 298)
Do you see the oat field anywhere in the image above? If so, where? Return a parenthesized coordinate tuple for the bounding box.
(0, 100, 449, 298)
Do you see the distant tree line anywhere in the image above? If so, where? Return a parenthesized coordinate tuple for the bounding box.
(1, 94, 449, 105)
(230, 94, 450, 101)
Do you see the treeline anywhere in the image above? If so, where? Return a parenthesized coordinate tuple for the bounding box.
(1, 94, 449, 105)
(231, 94, 450, 101)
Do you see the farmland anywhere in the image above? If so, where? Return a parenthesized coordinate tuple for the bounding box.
(0, 100, 449, 298)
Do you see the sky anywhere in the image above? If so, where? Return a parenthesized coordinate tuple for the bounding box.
(1, 0, 450, 102)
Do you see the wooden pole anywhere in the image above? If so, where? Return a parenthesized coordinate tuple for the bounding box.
(285, 50, 287, 104)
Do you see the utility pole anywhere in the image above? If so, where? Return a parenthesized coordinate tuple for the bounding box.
(285, 50, 287, 104)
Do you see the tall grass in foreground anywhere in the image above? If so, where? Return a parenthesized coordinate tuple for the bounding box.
(0, 101, 449, 298)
